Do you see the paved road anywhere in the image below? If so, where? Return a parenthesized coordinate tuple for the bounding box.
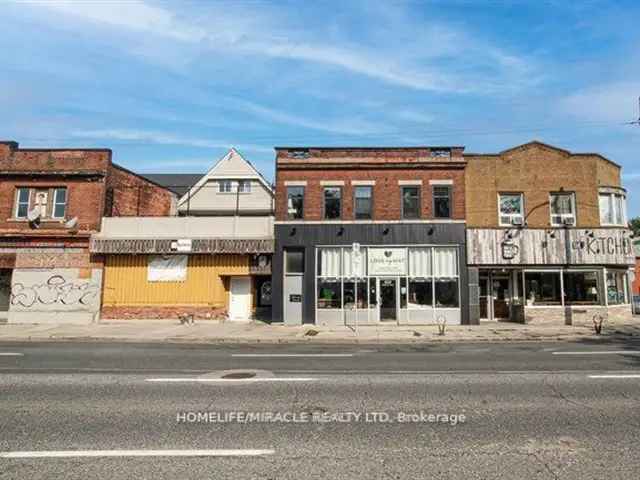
(1, 341, 640, 479)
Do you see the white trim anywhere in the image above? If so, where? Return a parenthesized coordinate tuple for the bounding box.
(429, 179, 453, 185)
(275, 219, 465, 224)
(351, 180, 376, 186)
(398, 180, 423, 185)
(284, 181, 307, 186)
(320, 180, 345, 186)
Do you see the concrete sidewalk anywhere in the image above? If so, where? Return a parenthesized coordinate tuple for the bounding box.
(1, 318, 640, 344)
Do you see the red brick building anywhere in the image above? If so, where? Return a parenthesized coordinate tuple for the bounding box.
(272, 147, 471, 326)
(0, 140, 176, 323)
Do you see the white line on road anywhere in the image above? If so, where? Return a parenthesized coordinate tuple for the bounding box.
(0, 449, 275, 459)
(145, 377, 316, 383)
(553, 351, 640, 355)
(588, 374, 640, 379)
(0, 353, 24, 356)
(231, 353, 354, 358)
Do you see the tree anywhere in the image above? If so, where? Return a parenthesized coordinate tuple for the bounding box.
(629, 217, 640, 237)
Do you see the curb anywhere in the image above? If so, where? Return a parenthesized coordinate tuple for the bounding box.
(0, 332, 636, 345)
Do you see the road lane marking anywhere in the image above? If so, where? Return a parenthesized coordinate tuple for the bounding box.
(145, 377, 315, 383)
(231, 353, 354, 358)
(553, 351, 640, 355)
(0, 353, 24, 356)
(588, 374, 640, 379)
(0, 449, 274, 458)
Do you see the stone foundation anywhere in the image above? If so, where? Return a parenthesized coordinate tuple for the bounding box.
(101, 306, 228, 320)
(525, 304, 633, 326)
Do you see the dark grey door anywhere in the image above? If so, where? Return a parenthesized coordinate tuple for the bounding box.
(380, 279, 397, 321)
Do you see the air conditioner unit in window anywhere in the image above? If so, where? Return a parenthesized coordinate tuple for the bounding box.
(562, 217, 575, 226)
(511, 216, 524, 226)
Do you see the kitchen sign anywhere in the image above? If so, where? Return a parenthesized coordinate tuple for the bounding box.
(368, 248, 407, 276)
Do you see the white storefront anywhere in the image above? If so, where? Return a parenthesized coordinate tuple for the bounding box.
(315, 245, 461, 326)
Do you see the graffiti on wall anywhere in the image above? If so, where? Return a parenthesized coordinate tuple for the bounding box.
(10, 274, 99, 308)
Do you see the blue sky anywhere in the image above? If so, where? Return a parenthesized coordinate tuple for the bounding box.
(2, 0, 640, 214)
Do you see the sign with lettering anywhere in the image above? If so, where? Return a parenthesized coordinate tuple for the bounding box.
(368, 248, 407, 276)
(467, 228, 635, 266)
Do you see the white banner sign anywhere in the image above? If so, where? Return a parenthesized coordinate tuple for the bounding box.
(368, 248, 407, 276)
(148, 255, 188, 282)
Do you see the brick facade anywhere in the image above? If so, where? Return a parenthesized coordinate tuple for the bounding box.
(0, 141, 176, 240)
(275, 147, 466, 221)
(0, 140, 177, 324)
(106, 165, 175, 217)
(465, 141, 622, 228)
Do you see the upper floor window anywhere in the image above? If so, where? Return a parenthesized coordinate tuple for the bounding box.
(354, 186, 372, 220)
(323, 187, 342, 220)
(499, 193, 524, 226)
(52, 188, 67, 218)
(238, 180, 251, 193)
(599, 191, 627, 226)
(14, 187, 67, 220)
(218, 180, 233, 193)
(286, 186, 304, 220)
(433, 186, 451, 219)
(550, 192, 575, 226)
(402, 186, 420, 219)
(15, 188, 30, 218)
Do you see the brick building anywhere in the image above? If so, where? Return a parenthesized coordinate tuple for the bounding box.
(272, 146, 471, 326)
(0, 140, 176, 323)
(465, 141, 634, 325)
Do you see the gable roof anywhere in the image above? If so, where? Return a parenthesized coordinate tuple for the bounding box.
(178, 148, 273, 207)
(138, 173, 203, 196)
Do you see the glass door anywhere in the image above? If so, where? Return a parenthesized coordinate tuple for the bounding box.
(379, 278, 397, 321)
(492, 277, 511, 320)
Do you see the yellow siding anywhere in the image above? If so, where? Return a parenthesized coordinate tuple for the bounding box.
(102, 254, 250, 306)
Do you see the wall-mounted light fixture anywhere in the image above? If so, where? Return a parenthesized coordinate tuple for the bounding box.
(337, 227, 345, 236)
(382, 227, 390, 236)
(428, 227, 434, 235)
(289, 227, 297, 237)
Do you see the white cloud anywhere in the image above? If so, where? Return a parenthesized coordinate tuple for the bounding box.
(560, 82, 640, 122)
(27, 0, 536, 95)
(233, 100, 386, 135)
(71, 129, 273, 154)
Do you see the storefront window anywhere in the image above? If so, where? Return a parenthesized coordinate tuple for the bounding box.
(408, 279, 433, 308)
(400, 278, 407, 309)
(607, 270, 628, 305)
(564, 271, 599, 305)
(317, 280, 341, 309)
(318, 248, 341, 277)
(342, 281, 368, 309)
(435, 280, 459, 307)
(525, 272, 561, 306)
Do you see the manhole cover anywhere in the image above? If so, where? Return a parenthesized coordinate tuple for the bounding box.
(221, 372, 257, 379)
